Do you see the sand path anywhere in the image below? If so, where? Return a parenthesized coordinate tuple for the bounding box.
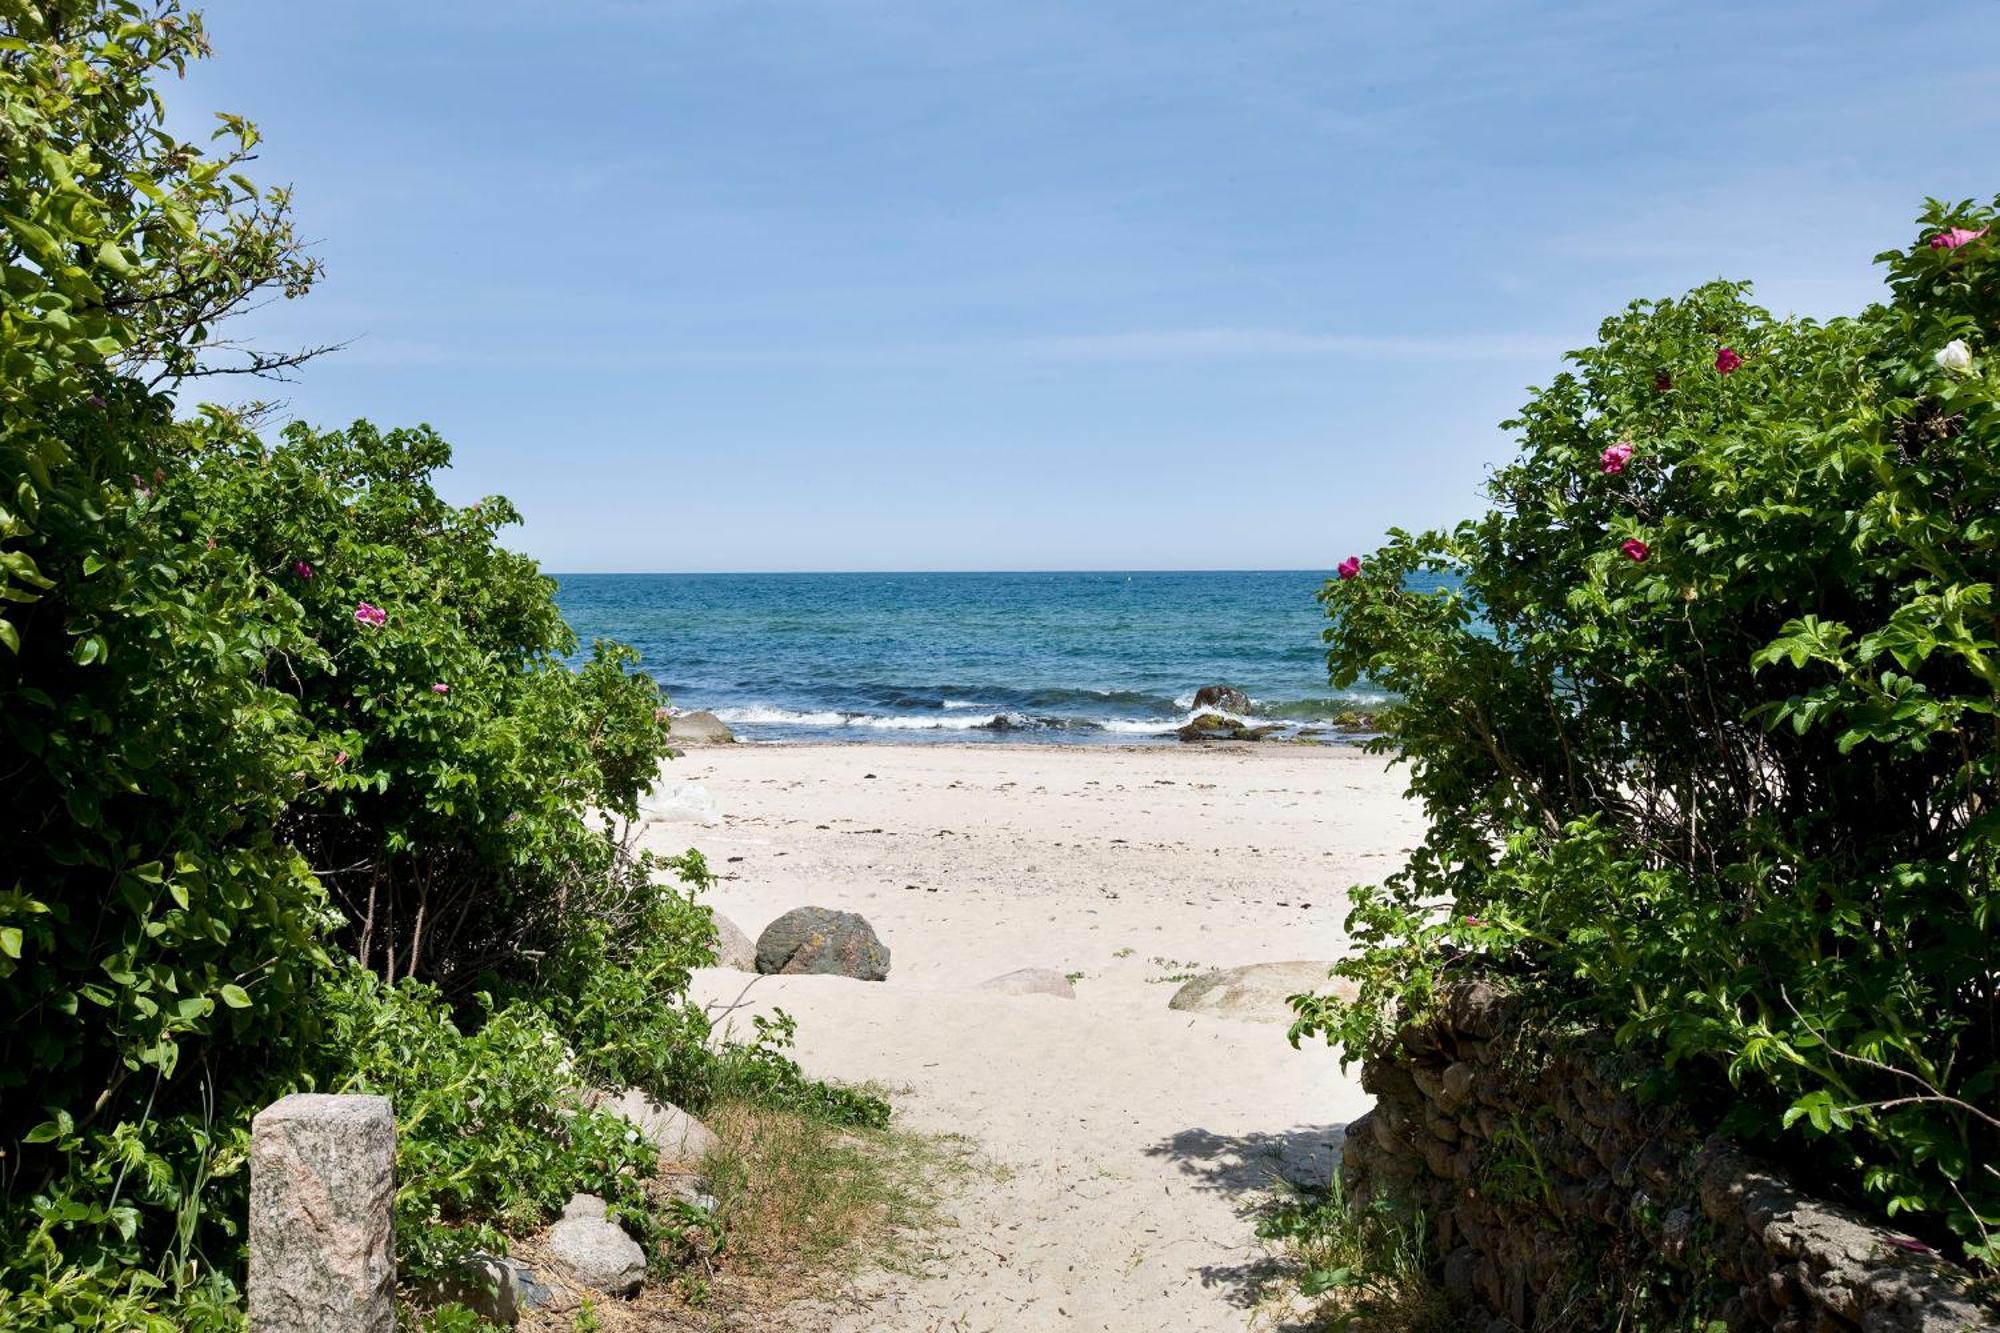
(643, 742, 1422, 1332)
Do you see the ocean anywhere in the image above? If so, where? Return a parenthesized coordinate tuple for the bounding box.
(553, 570, 1388, 745)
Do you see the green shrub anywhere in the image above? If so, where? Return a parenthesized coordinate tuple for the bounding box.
(307, 965, 663, 1284)
(1295, 200, 2000, 1263)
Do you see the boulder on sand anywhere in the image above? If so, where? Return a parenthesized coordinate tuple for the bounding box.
(711, 912, 756, 970)
(1167, 961, 1355, 1022)
(755, 907, 891, 980)
(667, 709, 736, 745)
(977, 967, 1076, 999)
(1191, 684, 1253, 716)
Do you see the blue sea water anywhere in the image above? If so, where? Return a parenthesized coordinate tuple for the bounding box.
(553, 570, 1389, 745)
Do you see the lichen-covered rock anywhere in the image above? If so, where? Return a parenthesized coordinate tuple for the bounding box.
(248, 1094, 396, 1333)
(1166, 961, 1350, 1021)
(977, 967, 1076, 998)
(755, 906, 890, 980)
(712, 912, 756, 970)
(546, 1207, 645, 1296)
(584, 1087, 718, 1164)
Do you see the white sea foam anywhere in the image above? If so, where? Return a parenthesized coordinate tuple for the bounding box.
(711, 705, 849, 727)
(860, 713, 1000, 731)
(1099, 717, 1182, 735)
(941, 699, 982, 710)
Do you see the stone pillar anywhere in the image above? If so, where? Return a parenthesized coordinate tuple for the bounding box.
(248, 1093, 397, 1332)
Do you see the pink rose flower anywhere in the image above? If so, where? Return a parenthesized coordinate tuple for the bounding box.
(293, 560, 314, 579)
(654, 706, 671, 722)
(1715, 347, 1743, 375)
(1336, 556, 1362, 580)
(430, 683, 450, 695)
(1600, 440, 1635, 475)
(334, 751, 348, 766)
(1621, 539, 1651, 563)
(1465, 915, 1485, 926)
(1927, 226, 1987, 250)
(353, 602, 387, 628)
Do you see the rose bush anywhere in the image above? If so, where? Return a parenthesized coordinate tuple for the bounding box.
(1295, 198, 2000, 1265)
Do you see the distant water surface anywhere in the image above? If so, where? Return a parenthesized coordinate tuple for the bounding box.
(553, 571, 1392, 744)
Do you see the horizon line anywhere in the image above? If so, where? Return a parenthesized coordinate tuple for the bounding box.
(547, 567, 1343, 577)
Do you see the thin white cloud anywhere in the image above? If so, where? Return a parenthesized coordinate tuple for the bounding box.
(1007, 328, 1571, 363)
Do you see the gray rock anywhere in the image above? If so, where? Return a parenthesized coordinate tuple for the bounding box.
(546, 1213, 646, 1296)
(1192, 684, 1253, 715)
(977, 967, 1076, 999)
(562, 1192, 607, 1221)
(667, 709, 736, 745)
(584, 1087, 719, 1164)
(755, 906, 890, 980)
(1167, 961, 1353, 1022)
(248, 1094, 397, 1333)
(712, 912, 757, 970)
(414, 1254, 564, 1326)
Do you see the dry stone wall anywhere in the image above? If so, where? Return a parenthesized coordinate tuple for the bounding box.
(1343, 982, 1998, 1331)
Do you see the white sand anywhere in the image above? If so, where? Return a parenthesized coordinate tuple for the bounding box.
(641, 741, 1423, 1332)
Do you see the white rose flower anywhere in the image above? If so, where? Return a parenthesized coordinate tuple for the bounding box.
(1936, 339, 1974, 374)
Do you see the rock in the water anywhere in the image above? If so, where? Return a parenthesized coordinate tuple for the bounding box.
(546, 1211, 645, 1296)
(667, 709, 736, 744)
(1167, 961, 1354, 1022)
(977, 967, 1076, 999)
(755, 906, 890, 980)
(711, 912, 756, 970)
(414, 1254, 563, 1326)
(1192, 684, 1253, 715)
(584, 1088, 719, 1164)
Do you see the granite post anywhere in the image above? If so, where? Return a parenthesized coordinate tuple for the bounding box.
(248, 1093, 396, 1332)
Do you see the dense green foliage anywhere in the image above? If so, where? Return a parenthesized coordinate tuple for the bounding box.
(1295, 201, 2000, 1264)
(0, 5, 884, 1328)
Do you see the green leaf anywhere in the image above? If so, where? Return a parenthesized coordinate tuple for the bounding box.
(219, 983, 252, 1009)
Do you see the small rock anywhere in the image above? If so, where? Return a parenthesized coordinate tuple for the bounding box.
(665, 1173, 720, 1214)
(755, 906, 890, 980)
(546, 1213, 645, 1296)
(666, 709, 736, 745)
(1167, 961, 1354, 1021)
(711, 913, 756, 970)
(583, 1089, 718, 1164)
(414, 1254, 563, 1326)
(977, 967, 1076, 999)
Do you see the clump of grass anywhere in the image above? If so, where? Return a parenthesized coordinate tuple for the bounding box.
(516, 1093, 974, 1333)
(1253, 1177, 1449, 1332)
(702, 1095, 970, 1286)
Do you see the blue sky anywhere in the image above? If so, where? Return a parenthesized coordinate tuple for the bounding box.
(176, 1, 2000, 572)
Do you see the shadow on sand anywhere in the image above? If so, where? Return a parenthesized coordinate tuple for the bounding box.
(1142, 1123, 1352, 1316)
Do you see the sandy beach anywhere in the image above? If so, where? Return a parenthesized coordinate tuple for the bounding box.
(638, 741, 1423, 1332)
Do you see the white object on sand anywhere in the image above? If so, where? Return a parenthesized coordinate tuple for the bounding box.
(639, 779, 720, 826)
